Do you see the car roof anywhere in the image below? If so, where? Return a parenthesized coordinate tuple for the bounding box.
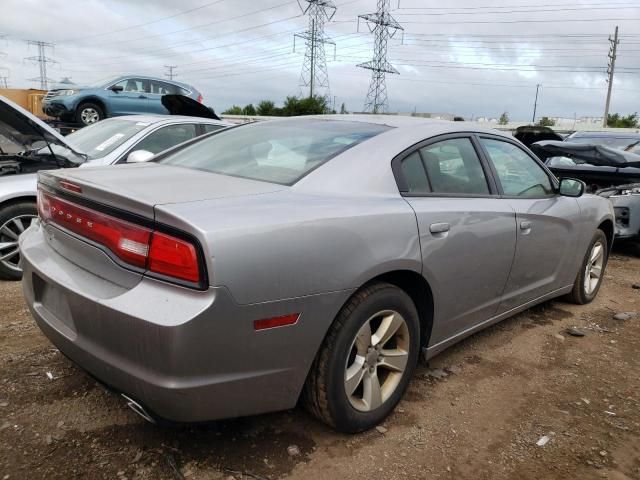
(103, 115, 230, 125)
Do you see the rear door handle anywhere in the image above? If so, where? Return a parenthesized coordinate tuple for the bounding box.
(138, 95, 147, 99)
(520, 221, 532, 231)
(429, 223, 450, 234)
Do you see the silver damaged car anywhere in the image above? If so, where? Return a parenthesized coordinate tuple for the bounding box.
(21, 116, 614, 432)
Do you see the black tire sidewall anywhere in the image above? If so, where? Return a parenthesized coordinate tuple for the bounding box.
(76, 102, 104, 125)
(325, 286, 420, 432)
(0, 202, 37, 280)
(576, 230, 608, 303)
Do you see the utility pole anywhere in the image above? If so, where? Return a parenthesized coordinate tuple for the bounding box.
(294, 1, 337, 100)
(25, 40, 57, 90)
(532, 83, 541, 123)
(603, 25, 619, 128)
(164, 65, 177, 80)
(357, 0, 404, 114)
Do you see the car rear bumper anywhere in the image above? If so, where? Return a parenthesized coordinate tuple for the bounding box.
(20, 222, 350, 422)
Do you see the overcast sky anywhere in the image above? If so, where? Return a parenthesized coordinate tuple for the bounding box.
(0, 0, 639, 120)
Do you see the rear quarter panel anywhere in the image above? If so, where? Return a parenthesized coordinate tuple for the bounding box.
(154, 191, 422, 305)
(0, 174, 38, 204)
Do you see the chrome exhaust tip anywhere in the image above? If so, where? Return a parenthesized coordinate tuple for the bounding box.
(121, 394, 156, 424)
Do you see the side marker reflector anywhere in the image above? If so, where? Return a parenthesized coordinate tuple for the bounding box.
(254, 313, 300, 331)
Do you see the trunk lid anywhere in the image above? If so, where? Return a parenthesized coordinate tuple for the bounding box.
(39, 163, 285, 218)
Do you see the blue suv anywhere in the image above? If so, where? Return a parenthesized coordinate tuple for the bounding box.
(42, 75, 204, 126)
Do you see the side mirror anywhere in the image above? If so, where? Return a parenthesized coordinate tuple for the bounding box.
(126, 150, 154, 163)
(559, 178, 586, 197)
(110, 85, 124, 93)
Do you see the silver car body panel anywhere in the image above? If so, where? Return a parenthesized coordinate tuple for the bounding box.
(21, 115, 615, 422)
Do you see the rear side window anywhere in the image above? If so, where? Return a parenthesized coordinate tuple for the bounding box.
(157, 120, 391, 185)
(419, 138, 490, 195)
(202, 124, 225, 134)
(481, 138, 554, 197)
(134, 124, 198, 154)
(400, 152, 430, 194)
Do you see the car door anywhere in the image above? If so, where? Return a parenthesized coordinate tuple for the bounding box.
(394, 135, 517, 345)
(147, 80, 178, 114)
(477, 135, 582, 312)
(107, 78, 149, 116)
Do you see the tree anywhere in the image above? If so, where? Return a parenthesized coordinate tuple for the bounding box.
(222, 105, 243, 115)
(498, 112, 509, 125)
(607, 112, 639, 128)
(340, 102, 348, 114)
(282, 95, 329, 116)
(537, 116, 556, 127)
(243, 104, 257, 116)
(257, 100, 276, 116)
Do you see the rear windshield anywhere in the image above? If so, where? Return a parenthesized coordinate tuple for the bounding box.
(156, 119, 391, 185)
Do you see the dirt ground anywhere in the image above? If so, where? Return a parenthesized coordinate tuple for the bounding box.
(1, 246, 639, 480)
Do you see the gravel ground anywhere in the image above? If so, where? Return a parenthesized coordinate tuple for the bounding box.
(1, 244, 639, 480)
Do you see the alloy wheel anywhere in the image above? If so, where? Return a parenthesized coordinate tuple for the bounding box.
(0, 215, 36, 273)
(584, 240, 604, 295)
(344, 310, 410, 412)
(80, 108, 100, 124)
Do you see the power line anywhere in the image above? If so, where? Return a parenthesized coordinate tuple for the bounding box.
(25, 40, 57, 90)
(295, 0, 337, 99)
(357, 0, 403, 113)
(60, 0, 229, 43)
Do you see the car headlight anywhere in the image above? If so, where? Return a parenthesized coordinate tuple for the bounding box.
(57, 89, 79, 96)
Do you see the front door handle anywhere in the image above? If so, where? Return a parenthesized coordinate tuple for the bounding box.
(520, 221, 532, 232)
(138, 95, 147, 99)
(429, 223, 450, 234)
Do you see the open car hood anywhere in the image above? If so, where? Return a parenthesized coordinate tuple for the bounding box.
(514, 126, 564, 148)
(161, 94, 221, 120)
(0, 95, 85, 162)
(531, 140, 640, 168)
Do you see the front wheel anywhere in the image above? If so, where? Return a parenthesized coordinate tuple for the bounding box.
(76, 102, 104, 126)
(0, 202, 38, 280)
(567, 229, 608, 304)
(303, 283, 420, 433)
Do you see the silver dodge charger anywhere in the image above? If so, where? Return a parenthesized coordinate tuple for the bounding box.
(21, 115, 614, 432)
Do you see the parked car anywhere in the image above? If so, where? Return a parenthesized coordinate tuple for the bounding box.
(42, 75, 204, 126)
(565, 130, 640, 154)
(532, 140, 640, 241)
(21, 116, 614, 433)
(0, 94, 229, 279)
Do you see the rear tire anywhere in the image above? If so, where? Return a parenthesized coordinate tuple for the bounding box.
(567, 229, 608, 305)
(303, 282, 420, 433)
(0, 202, 37, 281)
(76, 102, 104, 125)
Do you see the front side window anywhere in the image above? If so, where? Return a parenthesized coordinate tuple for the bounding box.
(134, 124, 198, 154)
(419, 138, 490, 195)
(157, 120, 391, 185)
(481, 138, 554, 197)
(113, 78, 146, 93)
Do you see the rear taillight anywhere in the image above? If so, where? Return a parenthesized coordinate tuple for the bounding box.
(38, 189, 202, 286)
(197, 94, 203, 103)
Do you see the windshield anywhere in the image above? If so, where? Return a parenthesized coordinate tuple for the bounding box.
(157, 119, 391, 185)
(51, 119, 150, 160)
(566, 136, 640, 151)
